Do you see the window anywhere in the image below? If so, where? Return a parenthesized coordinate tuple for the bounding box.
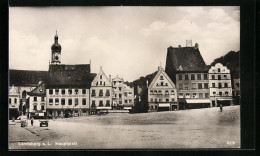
(41, 105, 45, 110)
(119, 87, 122, 91)
(178, 74, 182, 80)
(124, 92, 127, 97)
(155, 98, 158, 102)
(68, 89, 72, 95)
(106, 90, 110, 96)
(100, 75, 102, 79)
(100, 81, 102, 85)
(184, 83, 189, 89)
(161, 82, 163, 86)
(223, 75, 227, 79)
(224, 83, 228, 88)
(49, 89, 53, 95)
(213, 92, 216, 95)
(129, 100, 132, 103)
(159, 98, 162, 102)
(75, 89, 78, 94)
(219, 92, 222, 96)
(185, 74, 189, 80)
(75, 98, 78, 106)
(192, 93, 197, 98)
(160, 75, 163, 80)
(218, 75, 221, 80)
(212, 75, 215, 80)
(150, 98, 153, 102)
(192, 83, 196, 89)
(150, 90, 153, 94)
(204, 83, 208, 89)
(119, 94, 122, 98)
(171, 98, 175, 102)
(179, 83, 183, 89)
(155, 105, 158, 109)
(165, 90, 169, 94)
(124, 100, 128, 103)
(119, 101, 122, 104)
(106, 100, 110, 106)
(55, 98, 59, 105)
(151, 105, 154, 109)
(198, 83, 202, 89)
(171, 90, 175, 94)
(191, 74, 195, 80)
(91, 100, 96, 107)
(34, 105, 37, 110)
(113, 81, 116, 85)
(218, 83, 222, 88)
(99, 100, 103, 106)
(236, 83, 239, 87)
(225, 92, 228, 96)
(9, 98, 11, 104)
(14, 98, 17, 104)
(204, 74, 208, 80)
(92, 90, 96, 97)
(166, 83, 168, 86)
(218, 68, 221, 72)
(104, 82, 106, 86)
(62, 89, 65, 95)
(96, 82, 98, 86)
(212, 83, 215, 88)
(199, 93, 203, 98)
(68, 99, 72, 105)
(34, 97, 37, 101)
(166, 98, 169, 102)
(205, 93, 209, 98)
(55, 89, 59, 95)
(158, 90, 162, 94)
(154, 90, 157, 94)
(49, 98, 53, 104)
(82, 89, 86, 94)
(61, 99, 65, 105)
(197, 74, 201, 80)
(99, 90, 103, 97)
(179, 93, 184, 98)
(82, 98, 86, 105)
(185, 93, 190, 98)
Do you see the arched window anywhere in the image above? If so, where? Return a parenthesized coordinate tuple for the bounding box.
(151, 105, 154, 109)
(68, 99, 72, 105)
(14, 98, 17, 104)
(55, 98, 59, 105)
(61, 98, 65, 105)
(82, 98, 86, 105)
(49, 98, 53, 104)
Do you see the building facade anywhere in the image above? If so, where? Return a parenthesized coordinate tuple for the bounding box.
(148, 67, 178, 111)
(176, 72, 211, 109)
(233, 78, 240, 105)
(90, 67, 112, 112)
(112, 75, 134, 110)
(9, 85, 20, 119)
(209, 63, 233, 106)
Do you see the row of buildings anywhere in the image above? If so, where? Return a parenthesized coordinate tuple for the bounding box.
(9, 34, 240, 119)
(9, 33, 134, 119)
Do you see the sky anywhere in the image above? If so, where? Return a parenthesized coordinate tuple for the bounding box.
(9, 6, 240, 82)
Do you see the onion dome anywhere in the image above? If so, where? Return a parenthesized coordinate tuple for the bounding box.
(51, 32, 62, 51)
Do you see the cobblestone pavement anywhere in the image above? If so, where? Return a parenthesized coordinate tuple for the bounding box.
(9, 106, 240, 149)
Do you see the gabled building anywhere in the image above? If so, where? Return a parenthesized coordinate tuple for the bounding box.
(165, 42, 211, 109)
(27, 82, 46, 118)
(208, 63, 233, 106)
(112, 75, 134, 110)
(9, 85, 20, 119)
(148, 66, 178, 111)
(90, 66, 112, 113)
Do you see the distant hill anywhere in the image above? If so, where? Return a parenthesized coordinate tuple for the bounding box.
(209, 51, 240, 79)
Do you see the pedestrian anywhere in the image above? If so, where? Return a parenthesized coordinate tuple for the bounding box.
(31, 117, 34, 126)
(220, 104, 223, 112)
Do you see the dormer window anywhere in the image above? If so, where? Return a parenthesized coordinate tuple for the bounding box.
(100, 75, 102, 79)
(160, 76, 163, 80)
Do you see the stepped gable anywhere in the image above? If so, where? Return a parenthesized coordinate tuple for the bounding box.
(165, 46, 208, 83)
(47, 64, 96, 88)
(9, 69, 48, 86)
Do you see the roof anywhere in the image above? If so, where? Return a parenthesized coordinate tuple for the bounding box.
(165, 46, 208, 83)
(148, 67, 176, 89)
(9, 69, 48, 86)
(47, 64, 96, 88)
(27, 82, 46, 96)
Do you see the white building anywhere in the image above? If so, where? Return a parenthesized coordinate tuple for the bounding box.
(209, 63, 233, 106)
(148, 67, 178, 111)
(90, 66, 112, 112)
(9, 85, 20, 119)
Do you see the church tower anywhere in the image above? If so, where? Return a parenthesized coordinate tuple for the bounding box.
(51, 31, 62, 64)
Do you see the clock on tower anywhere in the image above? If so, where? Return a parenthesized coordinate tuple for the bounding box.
(51, 31, 62, 64)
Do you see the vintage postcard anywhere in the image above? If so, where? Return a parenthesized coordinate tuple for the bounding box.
(9, 6, 240, 149)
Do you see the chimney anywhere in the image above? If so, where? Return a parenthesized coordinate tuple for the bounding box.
(195, 43, 199, 49)
(178, 45, 181, 48)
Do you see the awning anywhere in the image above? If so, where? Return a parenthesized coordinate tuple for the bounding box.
(159, 103, 170, 107)
(217, 99, 232, 101)
(186, 99, 211, 104)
